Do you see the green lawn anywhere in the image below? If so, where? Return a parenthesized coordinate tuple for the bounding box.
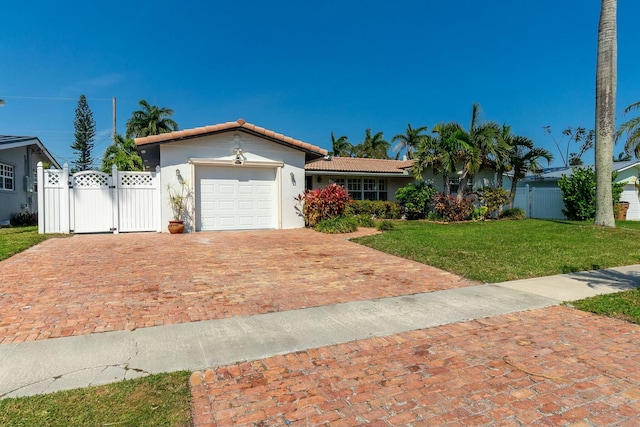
(570, 289, 640, 324)
(0, 372, 192, 427)
(0, 226, 68, 261)
(355, 219, 640, 283)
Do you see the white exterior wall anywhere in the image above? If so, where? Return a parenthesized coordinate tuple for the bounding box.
(0, 146, 49, 222)
(159, 132, 306, 231)
(620, 185, 640, 220)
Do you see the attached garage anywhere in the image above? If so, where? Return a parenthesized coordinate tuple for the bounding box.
(195, 165, 278, 231)
(134, 119, 327, 232)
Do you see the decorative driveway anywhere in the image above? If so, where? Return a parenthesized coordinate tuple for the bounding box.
(190, 306, 640, 426)
(0, 229, 475, 344)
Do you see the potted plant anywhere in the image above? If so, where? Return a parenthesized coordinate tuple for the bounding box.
(167, 178, 190, 234)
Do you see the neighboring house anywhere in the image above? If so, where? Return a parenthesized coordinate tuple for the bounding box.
(135, 119, 327, 232)
(304, 157, 414, 201)
(513, 160, 640, 220)
(0, 136, 60, 223)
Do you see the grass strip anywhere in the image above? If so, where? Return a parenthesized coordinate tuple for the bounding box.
(0, 372, 192, 427)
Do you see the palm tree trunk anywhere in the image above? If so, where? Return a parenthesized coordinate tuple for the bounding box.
(509, 176, 518, 209)
(594, 0, 617, 227)
(443, 174, 450, 196)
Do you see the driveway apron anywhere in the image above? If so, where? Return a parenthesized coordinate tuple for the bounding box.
(0, 229, 475, 344)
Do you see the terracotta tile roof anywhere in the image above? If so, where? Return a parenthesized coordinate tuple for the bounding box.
(305, 157, 414, 174)
(134, 118, 327, 156)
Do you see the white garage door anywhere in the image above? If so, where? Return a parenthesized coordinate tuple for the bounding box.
(197, 166, 277, 231)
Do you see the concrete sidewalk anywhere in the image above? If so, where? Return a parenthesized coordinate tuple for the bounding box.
(1, 265, 639, 399)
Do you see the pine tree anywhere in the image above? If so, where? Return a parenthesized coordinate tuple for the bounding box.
(71, 94, 96, 171)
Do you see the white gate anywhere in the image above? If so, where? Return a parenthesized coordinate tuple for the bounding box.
(38, 163, 161, 234)
(71, 171, 114, 233)
(512, 185, 566, 219)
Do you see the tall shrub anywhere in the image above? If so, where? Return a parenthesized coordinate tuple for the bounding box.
(477, 186, 510, 218)
(433, 193, 475, 222)
(558, 167, 623, 221)
(395, 182, 438, 219)
(346, 200, 402, 219)
(296, 183, 351, 226)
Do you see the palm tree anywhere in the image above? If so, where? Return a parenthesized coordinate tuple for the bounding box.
(125, 99, 179, 138)
(616, 101, 640, 158)
(459, 103, 500, 193)
(329, 132, 353, 157)
(413, 122, 470, 195)
(101, 134, 144, 172)
(507, 136, 553, 207)
(594, 0, 617, 227)
(354, 129, 390, 159)
(494, 124, 516, 189)
(392, 123, 428, 160)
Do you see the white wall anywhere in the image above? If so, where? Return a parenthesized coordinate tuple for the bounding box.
(620, 185, 640, 220)
(159, 131, 307, 231)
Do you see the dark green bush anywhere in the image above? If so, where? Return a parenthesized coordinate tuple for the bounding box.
(354, 214, 375, 228)
(10, 212, 38, 226)
(558, 167, 624, 221)
(346, 200, 402, 219)
(376, 220, 396, 231)
(395, 182, 438, 219)
(314, 215, 358, 234)
(500, 207, 526, 220)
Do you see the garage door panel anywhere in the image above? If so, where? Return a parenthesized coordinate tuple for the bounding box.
(219, 184, 235, 195)
(238, 200, 254, 210)
(197, 166, 277, 231)
(238, 185, 255, 195)
(257, 200, 271, 210)
(219, 200, 235, 211)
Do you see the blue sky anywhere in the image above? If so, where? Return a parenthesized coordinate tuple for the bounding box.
(1, 0, 638, 168)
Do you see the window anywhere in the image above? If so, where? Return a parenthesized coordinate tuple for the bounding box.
(448, 177, 460, 194)
(0, 163, 14, 191)
(338, 177, 387, 201)
(347, 178, 362, 200)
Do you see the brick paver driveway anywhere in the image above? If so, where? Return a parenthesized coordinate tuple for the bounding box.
(0, 228, 474, 344)
(190, 306, 640, 426)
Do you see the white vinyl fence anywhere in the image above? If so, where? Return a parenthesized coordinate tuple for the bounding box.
(512, 185, 566, 220)
(37, 162, 161, 234)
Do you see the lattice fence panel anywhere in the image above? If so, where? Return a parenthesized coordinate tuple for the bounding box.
(73, 173, 110, 188)
(120, 173, 154, 187)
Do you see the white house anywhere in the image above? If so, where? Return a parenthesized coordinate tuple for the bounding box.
(0, 136, 60, 224)
(135, 119, 327, 232)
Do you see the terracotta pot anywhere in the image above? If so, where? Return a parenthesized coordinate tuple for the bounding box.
(168, 220, 185, 234)
(615, 202, 630, 220)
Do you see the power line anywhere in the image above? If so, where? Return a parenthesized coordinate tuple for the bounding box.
(0, 95, 112, 101)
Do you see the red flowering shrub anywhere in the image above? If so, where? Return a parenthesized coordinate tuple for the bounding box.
(296, 183, 351, 226)
(433, 193, 475, 222)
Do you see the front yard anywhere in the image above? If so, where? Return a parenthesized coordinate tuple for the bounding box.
(2, 220, 640, 426)
(353, 219, 640, 283)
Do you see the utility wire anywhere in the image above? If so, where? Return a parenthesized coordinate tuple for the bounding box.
(0, 95, 112, 101)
